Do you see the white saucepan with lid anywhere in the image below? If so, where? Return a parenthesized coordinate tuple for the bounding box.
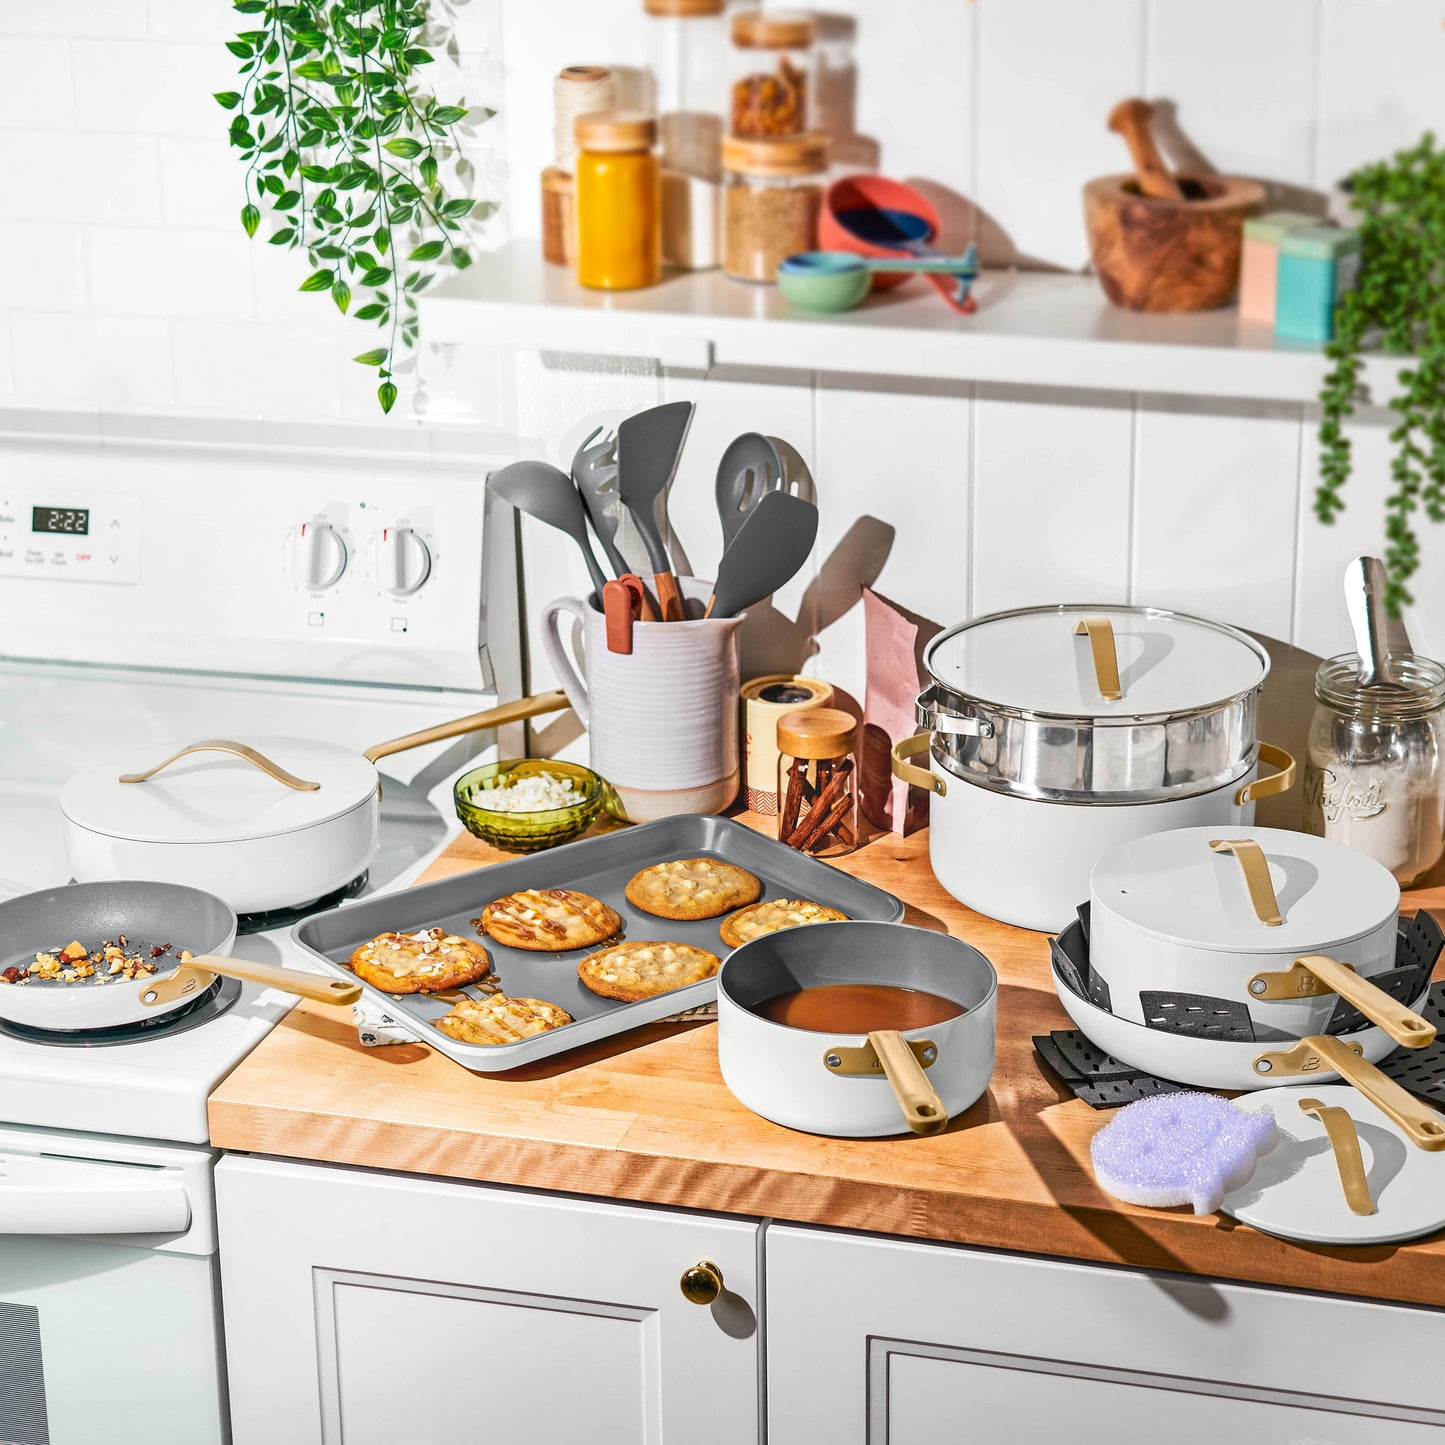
(892, 604, 1295, 931)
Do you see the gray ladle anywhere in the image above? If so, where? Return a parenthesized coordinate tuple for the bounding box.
(489, 460, 608, 598)
(716, 433, 786, 549)
(705, 490, 819, 619)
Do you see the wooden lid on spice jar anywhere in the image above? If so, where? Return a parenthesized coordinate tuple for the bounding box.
(731, 9, 817, 48)
(777, 707, 857, 760)
(575, 111, 658, 153)
(722, 133, 828, 177)
(646, 0, 724, 14)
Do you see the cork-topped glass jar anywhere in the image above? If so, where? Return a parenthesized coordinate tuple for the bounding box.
(776, 707, 858, 857)
(729, 9, 815, 139)
(574, 111, 661, 291)
(722, 133, 827, 282)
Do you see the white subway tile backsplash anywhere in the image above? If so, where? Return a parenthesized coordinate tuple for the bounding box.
(88, 226, 254, 319)
(160, 135, 248, 232)
(0, 222, 87, 310)
(0, 132, 162, 224)
(0, 40, 75, 128)
(71, 39, 231, 138)
(1132, 396, 1302, 637)
(146, 0, 236, 41)
(0, 0, 146, 36)
(172, 319, 340, 418)
(9, 313, 174, 406)
(0, 320, 12, 394)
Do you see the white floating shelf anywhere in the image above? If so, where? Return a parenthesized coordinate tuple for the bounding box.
(422, 240, 1406, 405)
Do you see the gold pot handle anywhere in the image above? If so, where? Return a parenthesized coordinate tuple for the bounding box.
(1296, 1035, 1445, 1152)
(1209, 837, 1283, 926)
(119, 740, 320, 792)
(890, 733, 945, 797)
(1247, 954, 1437, 1050)
(138, 955, 361, 1008)
(868, 1029, 949, 1137)
(1235, 742, 1296, 806)
(1072, 617, 1122, 701)
(363, 689, 571, 763)
(1298, 1096, 1374, 1215)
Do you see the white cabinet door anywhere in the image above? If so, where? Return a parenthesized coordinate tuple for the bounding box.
(767, 1225, 1445, 1445)
(216, 1156, 760, 1445)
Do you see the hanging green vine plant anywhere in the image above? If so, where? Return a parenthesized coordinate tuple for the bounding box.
(217, 1, 494, 413)
(1315, 133, 1445, 614)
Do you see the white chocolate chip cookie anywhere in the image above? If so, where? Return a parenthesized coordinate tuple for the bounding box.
(577, 940, 721, 1003)
(718, 898, 848, 949)
(473, 889, 621, 951)
(624, 858, 761, 921)
(349, 928, 494, 994)
(434, 994, 573, 1046)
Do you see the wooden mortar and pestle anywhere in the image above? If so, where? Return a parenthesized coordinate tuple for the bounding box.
(1084, 99, 1264, 312)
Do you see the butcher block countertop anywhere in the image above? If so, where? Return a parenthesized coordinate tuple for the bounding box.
(208, 815, 1445, 1310)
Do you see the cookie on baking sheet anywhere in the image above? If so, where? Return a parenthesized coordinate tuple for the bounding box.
(624, 858, 762, 921)
(719, 898, 848, 949)
(473, 888, 621, 951)
(577, 939, 721, 1003)
(434, 994, 573, 1046)
(349, 928, 494, 994)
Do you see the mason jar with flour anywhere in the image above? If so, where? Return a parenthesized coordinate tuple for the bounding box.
(1304, 653, 1445, 887)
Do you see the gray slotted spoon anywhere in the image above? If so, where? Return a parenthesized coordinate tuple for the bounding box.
(715, 433, 786, 550)
(571, 425, 628, 576)
(488, 460, 608, 599)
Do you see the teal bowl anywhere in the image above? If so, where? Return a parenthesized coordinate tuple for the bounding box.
(453, 759, 605, 853)
(776, 252, 873, 312)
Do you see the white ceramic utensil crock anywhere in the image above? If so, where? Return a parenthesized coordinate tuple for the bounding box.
(541, 577, 743, 822)
(1088, 825, 1406, 1038)
(716, 921, 998, 1138)
(892, 603, 1294, 932)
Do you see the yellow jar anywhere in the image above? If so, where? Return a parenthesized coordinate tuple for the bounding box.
(574, 111, 661, 290)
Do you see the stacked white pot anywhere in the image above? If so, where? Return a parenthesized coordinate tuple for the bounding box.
(892, 604, 1295, 931)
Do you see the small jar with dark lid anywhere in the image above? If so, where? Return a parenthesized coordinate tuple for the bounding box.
(729, 9, 815, 138)
(722, 132, 828, 281)
(574, 111, 661, 291)
(776, 707, 858, 857)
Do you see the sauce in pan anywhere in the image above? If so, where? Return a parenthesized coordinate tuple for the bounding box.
(753, 983, 964, 1034)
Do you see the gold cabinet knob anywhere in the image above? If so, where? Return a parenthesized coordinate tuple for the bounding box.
(679, 1259, 723, 1306)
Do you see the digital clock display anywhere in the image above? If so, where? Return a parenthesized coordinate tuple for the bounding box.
(32, 507, 90, 536)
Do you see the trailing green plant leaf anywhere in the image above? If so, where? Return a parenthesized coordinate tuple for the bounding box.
(221, 0, 492, 414)
(1316, 133, 1445, 613)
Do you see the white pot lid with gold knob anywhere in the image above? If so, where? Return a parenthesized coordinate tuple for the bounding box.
(923, 604, 1269, 721)
(62, 736, 379, 846)
(1090, 825, 1400, 952)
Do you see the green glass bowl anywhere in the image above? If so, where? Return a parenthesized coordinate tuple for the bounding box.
(453, 759, 605, 854)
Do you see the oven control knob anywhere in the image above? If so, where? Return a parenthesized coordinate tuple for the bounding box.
(291, 521, 347, 590)
(374, 526, 431, 595)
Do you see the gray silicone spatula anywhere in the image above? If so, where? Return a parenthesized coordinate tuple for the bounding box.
(617, 401, 694, 621)
(489, 460, 608, 599)
(716, 433, 786, 549)
(705, 490, 819, 619)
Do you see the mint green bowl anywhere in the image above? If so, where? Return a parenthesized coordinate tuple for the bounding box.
(453, 759, 605, 854)
(776, 253, 873, 312)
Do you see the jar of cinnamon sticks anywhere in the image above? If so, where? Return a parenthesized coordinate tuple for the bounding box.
(775, 707, 858, 858)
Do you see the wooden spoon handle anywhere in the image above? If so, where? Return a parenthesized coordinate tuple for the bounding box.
(654, 572, 685, 623)
(1107, 98, 1184, 202)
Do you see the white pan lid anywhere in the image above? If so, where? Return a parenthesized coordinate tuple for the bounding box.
(1090, 825, 1400, 953)
(924, 604, 1268, 719)
(61, 737, 378, 846)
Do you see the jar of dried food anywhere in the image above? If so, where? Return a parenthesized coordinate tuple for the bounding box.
(729, 9, 815, 139)
(574, 111, 661, 291)
(1303, 653, 1445, 887)
(722, 133, 827, 282)
(776, 707, 858, 858)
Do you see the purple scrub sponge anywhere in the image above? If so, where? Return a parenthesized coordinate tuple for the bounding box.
(1089, 1092, 1278, 1215)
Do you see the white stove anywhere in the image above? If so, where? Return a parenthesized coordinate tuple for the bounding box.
(0, 424, 519, 1444)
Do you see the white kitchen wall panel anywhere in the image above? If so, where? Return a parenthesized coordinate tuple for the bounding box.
(974, 0, 1145, 271)
(146, 0, 233, 42)
(88, 226, 254, 321)
(0, 39, 73, 128)
(171, 321, 343, 419)
(160, 136, 250, 232)
(1145, 0, 1320, 201)
(0, 0, 144, 36)
(1132, 395, 1302, 638)
(971, 384, 1133, 616)
(70, 38, 231, 137)
(0, 222, 86, 310)
(0, 132, 163, 225)
(10, 314, 176, 407)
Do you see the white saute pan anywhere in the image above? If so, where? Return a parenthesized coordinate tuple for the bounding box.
(717, 921, 997, 1137)
(59, 690, 569, 914)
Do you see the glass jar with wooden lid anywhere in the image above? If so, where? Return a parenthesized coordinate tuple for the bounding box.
(729, 9, 815, 138)
(574, 111, 661, 291)
(646, 0, 727, 181)
(776, 707, 858, 858)
(722, 133, 827, 282)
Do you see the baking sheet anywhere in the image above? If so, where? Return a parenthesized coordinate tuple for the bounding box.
(291, 814, 905, 1072)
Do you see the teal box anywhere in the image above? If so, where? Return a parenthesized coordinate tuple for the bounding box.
(1275, 225, 1361, 342)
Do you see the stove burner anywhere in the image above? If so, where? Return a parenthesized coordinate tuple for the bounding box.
(235, 872, 368, 935)
(0, 976, 243, 1048)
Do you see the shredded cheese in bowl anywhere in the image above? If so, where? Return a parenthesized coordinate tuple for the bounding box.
(478, 770, 581, 814)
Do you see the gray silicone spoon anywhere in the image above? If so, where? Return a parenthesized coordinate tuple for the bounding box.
(715, 433, 786, 549)
(705, 490, 819, 619)
(489, 460, 608, 599)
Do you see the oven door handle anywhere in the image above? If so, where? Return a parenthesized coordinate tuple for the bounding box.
(0, 1153, 192, 1235)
